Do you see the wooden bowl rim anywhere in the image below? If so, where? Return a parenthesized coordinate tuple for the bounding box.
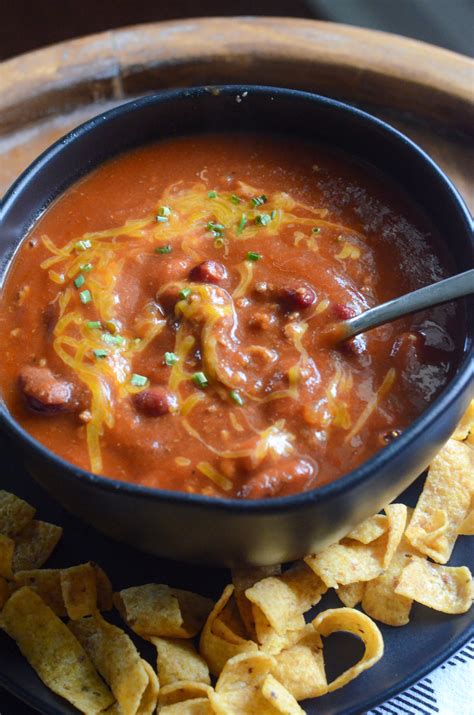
(0, 17, 472, 135)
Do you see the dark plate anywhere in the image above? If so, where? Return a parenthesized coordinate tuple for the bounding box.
(0, 431, 472, 715)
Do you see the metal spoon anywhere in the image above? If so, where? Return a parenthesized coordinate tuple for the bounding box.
(337, 269, 474, 341)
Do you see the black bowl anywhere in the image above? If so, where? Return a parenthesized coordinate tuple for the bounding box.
(0, 86, 472, 566)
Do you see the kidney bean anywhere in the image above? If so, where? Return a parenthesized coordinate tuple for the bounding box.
(18, 366, 73, 414)
(133, 386, 177, 417)
(189, 260, 228, 284)
(333, 303, 356, 320)
(279, 284, 316, 312)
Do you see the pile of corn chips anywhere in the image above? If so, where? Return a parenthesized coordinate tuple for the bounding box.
(0, 402, 472, 714)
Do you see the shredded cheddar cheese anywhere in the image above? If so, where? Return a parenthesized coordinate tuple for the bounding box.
(40, 180, 365, 472)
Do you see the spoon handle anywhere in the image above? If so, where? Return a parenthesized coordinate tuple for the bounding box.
(343, 269, 474, 340)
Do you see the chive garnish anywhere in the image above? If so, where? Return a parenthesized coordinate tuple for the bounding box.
(312, 227, 321, 234)
(79, 289, 92, 304)
(130, 373, 148, 387)
(246, 251, 261, 262)
(179, 288, 191, 300)
(237, 214, 247, 234)
(158, 205, 171, 217)
(87, 320, 101, 329)
(214, 237, 225, 248)
(271, 210, 277, 220)
(255, 213, 271, 226)
(93, 349, 108, 359)
(208, 191, 218, 199)
(156, 216, 168, 223)
(229, 390, 244, 406)
(164, 352, 179, 366)
(155, 245, 172, 254)
(251, 194, 268, 207)
(192, 371, 208, 388)
(230, 194, 241, 205)
(207, 221, 225, 236)
(80, 263, 93, 272)
(74, 274, 85, 289)
(101, 333, 126, 346)
(75, 239, 92, 252)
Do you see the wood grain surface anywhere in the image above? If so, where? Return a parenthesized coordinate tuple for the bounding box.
(0, 17, 473, 209)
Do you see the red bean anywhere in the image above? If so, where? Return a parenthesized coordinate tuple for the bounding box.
(279, 284, 316, 312)
(333, 303, 356, 320)
(132, 387, 177, 417)
(18, 366, 73, 414)
(189, 260, 228, 285)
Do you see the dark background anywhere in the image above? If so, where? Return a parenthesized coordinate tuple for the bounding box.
(0, 0, 472, 713)
(0, 0, 472, 61)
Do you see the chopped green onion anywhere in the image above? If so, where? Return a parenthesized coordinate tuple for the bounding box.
(179, 288, 192, 300)
(75, 239, 92, 252)
(237, 214, 247, 234)
(230, 194, 241, 205)
(164, 352, 179, 366)
(158, 205, 171, 217)
(229, 390, 244, 406)
(130, 373, 148, 387)
(101, 332, 126, 346)
(192, 371, 208, 388)
(208, 190, 218, 199)
(312, 227, 321, 234)
(86, 320, 101, 329)
(156, 215, 168, 223)
(251, 194, 268, 207)
(270, 210, 277, 220)
(93, 349, 108, 359)
(246, 251, 261, 262)
(255, 213, 271, 226)
(155, 244, 172, 254)
(80, 263, 93, 272)
(207, 221, 225, 236)
(74, 274, 85, 289)
(79, 289, 92, 304)
(214, 237, 225, 248)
